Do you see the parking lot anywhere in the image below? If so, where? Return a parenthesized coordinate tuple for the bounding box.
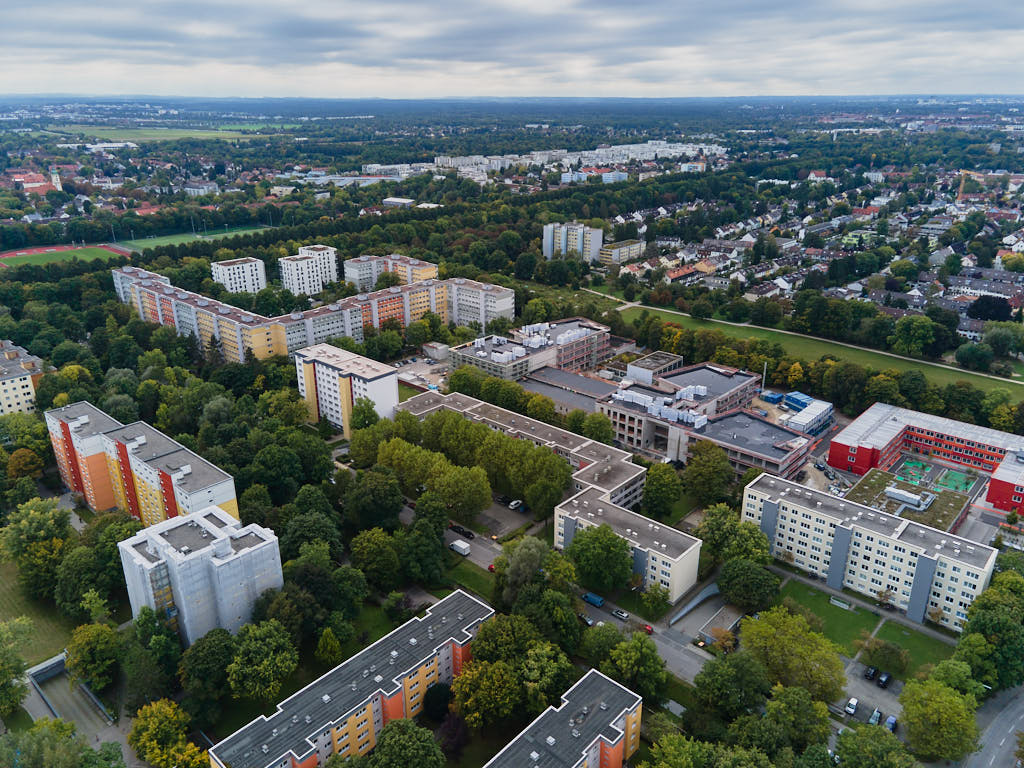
(394, 357, 448, 388)
(839, 659, 904, 731)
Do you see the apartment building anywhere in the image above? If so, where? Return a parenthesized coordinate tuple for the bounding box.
(343, 253, 438, 292)
(209, 590, 493, 768)
(294, 344, 398, 438)
(211, 257, 267, 294)
(118, 507, 282, 646)
(449, 318, 611, 380)
(827, 402, 1024, 513)
(279, 244, 339, 296)
(542, 222, 604, 262)
(599, 239, 644, 266)
(0, 340, 44, 415)
(742, 474, 996, 631)
(446, 277, 515, 328)
(45, 402, 238, 523)
(483, 670, 642, 768)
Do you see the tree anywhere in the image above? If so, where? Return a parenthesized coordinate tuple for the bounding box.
(128, 698, 197, 768)
(967, 295, 1012, 322)
(582, 412, 614, 444)
(0, 617, 32, 716)
(497, 535, 548, 607)
(565, 409, 587, 434)
(19, 536, 68, 598)
(524, 478, 563, 519)
(831, 725, 915, 768)
(350, 528, 401, 591)
(438, 713, 469, 760)
(7, 448, 43, 479)
(316, 627, 344, 667)
(350, 397, 380, 431)
(521, 641, 575, 714)
(427, 464, 491, 524)
(423, 682, 452, 721)
(566, 523, 633, 594)
(641, 584, 671, 617)
(601, 632, 667, 701)
(643, 463, 683, 519)
(682, 441, 733, 506)
(451, 660, 520, 728)
(929, 658, 986, 699)
(0, 497, 70, 562)
(346, 468, 404, 530)
(854, 633, 909, 674)
(718, 559, 780, 612)
(65, 622, 121, 690)
(279, 512, 343, 562)
(693, 503, 739, 561)
(178, 628, 235, 727)
(730, 685, 830, 760)
(888, 315, 935, 357)
(899, 678, 978, 761)
(955, 342, 994, 372)
(472, 614, 541, 663)
(719, 523, 771, 564)
(367, 718, 444, 768)
(227, 620, 298, 702)
(693, 650, 772, 721)
(403, 519, 446, 585)
(739, 606, 845, 702)
(0, 719, 126, 767)
(54, 545, 101, 621)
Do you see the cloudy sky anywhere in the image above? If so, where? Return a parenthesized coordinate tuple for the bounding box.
(4, 0, 1023, 97)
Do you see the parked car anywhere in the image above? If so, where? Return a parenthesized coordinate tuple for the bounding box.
(448, 523, 475, 540)
(487, 564, 495, 572)
(868, 708, 882, 726)
(814, 461, 826, 471)
(582, 592, 605, 608)
(844, 697, 858, 715)
(578, 612, 595, 627)
(863, 666, 878, 681)
(508, 499, 523, 511)
(449, 540, 471, 557)
(884, 715, 897, 733)
(611, 608, 630, 621)
(877, 672, 892, 689)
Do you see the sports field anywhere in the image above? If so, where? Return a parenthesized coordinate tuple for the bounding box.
(620, 306, 1024, 395)
(122, 225, 271, 251)
(0, 246, 123, 267)
(936, 468, 974, 493)
(49, 125, 255, 141)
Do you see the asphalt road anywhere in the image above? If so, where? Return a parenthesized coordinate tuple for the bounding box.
(966, 689, 1024, 768)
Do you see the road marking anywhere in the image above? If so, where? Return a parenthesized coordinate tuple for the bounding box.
(999, 737, 1006, 746)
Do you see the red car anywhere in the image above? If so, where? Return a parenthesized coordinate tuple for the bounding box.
(488, 564, 495, 572)
(642, 624, 653, 635)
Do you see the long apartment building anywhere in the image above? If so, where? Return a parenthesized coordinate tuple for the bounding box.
(742, 474, 996, 631)
(279, 244, 339, 296)
(542, 222, 604, 262)
(119, 507, 282, 646)
(449, 318, 611, 380)
(828, 402, 1024, 513)
(211, 257, 267, 294)
(45, 401, 238, 524)
(483, 670, 642, 768)
(0, 340, 44, 415)
(398, 391, 702, 603)
(599, 239, 644, 266)
(294, 344, 398, 438)
(113, 266, 514, 363)
(209, 590, 493, 768)
(343, 253, 438, 292)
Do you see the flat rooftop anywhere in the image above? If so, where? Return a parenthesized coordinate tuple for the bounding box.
(46, 401, 123, 437)
(294, 343, 396, 379)
(521, 379, 599, 414)
(214, 257, 261, 267)
(210, 591, 493, 768)
(483, 670, 640, 768)
(662, 364, 757, 401)
(627, 350, 683, 372)
(0, 341, 42, 381)
(103, 422, 231, 492)
(749, 474, 996, 569)
(697, 411, 808, 460)
(527, 367, 617, 399)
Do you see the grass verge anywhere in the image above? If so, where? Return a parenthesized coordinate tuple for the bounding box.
(779, 580, 879, 656)
(446, 557, 494, 600)
(874, 621, 954, 679)
(0, 561, 78, 664)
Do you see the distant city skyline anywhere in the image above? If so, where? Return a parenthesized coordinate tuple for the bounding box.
(4, 0, 1023, 98)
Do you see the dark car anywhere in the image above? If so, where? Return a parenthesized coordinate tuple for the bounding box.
(863, 666, 878, 681)
(448, 523, 475, 540)
(814, 461, 826, 471)
(877, 671, 892, 689)
(884, 715, 897, 733)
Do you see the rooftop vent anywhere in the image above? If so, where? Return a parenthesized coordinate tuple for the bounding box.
(572, 729, 580, 738)
(409, 637, 417, 646)
(322, 694, 330, 703)
(546, 736, 556, 746)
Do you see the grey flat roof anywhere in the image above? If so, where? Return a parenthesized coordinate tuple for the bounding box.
(521, 379, 598, 414)
(527, 367, 617, 399)
(697, 411, 807, 459)
(102, 422, 180, 461)
(662, 364, 757, 401)
(628, 350, 683, 371)
(160, 522, 210, 555)
(0, 342, 42, 381)
(484, 670, 640, 768)
(103, 422, 230, 492)
(46, 401, 123, 437)
(210, 591, 493, 768)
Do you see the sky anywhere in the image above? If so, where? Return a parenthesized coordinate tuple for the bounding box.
(4, 0, 1024, 97)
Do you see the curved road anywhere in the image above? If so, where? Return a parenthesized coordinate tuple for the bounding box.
(966, 689, 1024, 768)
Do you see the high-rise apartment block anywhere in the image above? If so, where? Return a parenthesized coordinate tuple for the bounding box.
(113, 267, 514, 364)
(0, 340, 44, 415)
(343, 253, 438, 292)
(118, 507, 282, 646)
(279, 244, 339, 296)
(45, 401, 238, 524)
(742, 474, 996, 631)
(209, 590, 493, 768)
(599, 240, 645, 266)
(542, 222, 604, 262)
(294, 344, 398, 438)
(211, 257, 268, 294)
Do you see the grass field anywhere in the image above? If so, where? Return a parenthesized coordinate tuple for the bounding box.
(0, 561, 78, 665)
(446, 557, 494, 600)
(875, 621, 953, 678)
(779, 580, 879, 656)
(49, 125, 254, 141)
(399, 382, 423, 401)
(122, 226, 271, 251)
(0, 247, 122, 267)
(3, 706, 33, 732)
(845, 468, 968, 532)
(620, 306, 1023, 395)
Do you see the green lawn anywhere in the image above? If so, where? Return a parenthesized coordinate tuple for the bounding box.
(446, 726, 521, 768)
(0, 247, 122, 267)
(620, 306, 1024, 395)
(3, 706, 33, 732)
(588, 284, 627, 300)
(874, 621, 953, 679)
(779, 581, 879, 656)
(49, 125, 255, 141)
(121, 226, 272, 251)
(613, 588, 670, 622)
(667, 493, 698, 526)
(446, 557, 494, 600)
(399, 382, 423, 401)
(339, 604, 395, 657)
(0, 561, 78, 664)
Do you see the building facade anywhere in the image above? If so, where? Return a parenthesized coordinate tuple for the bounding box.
(46, 402, 238, 523)
(211, 257, 267, 294)
(0, 340, 44, 415)
(742, 474, 996, 631)
(279, 245, 339, 296)
(343, 253, 438, 292)
(294, 344, 398, 438)
(209, 590, 493, 768)
(542, 222, 604, 262)
(118, 507, 282, 646)
(599, 240, 644, 266)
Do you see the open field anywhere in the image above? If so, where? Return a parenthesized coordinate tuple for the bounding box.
(0, 246, 123, 267)
(779, 580, 878, 656)
(0, 561, 78, 665)
(446, 556, 494, 600)
(844, 467, 969, 532)
(48, 125, 255, 141)
(875, 620, 953, 678)
(620, 306, 1023, 394)
(122, 226, 271, 251)
(398, 382, 423, 401)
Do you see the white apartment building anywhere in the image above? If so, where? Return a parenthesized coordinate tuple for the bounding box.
(118, 507, 283, 646)
(211, 257, 267, 294)
(279, 244, 339, 296)
(0, 341, 44, 415)
(343, 253, 438, 292)
(294, 344, 399, 438)
(447, 278, 515, 328)
(742, 474, 997, 631)
(542, 222, 604, 262)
